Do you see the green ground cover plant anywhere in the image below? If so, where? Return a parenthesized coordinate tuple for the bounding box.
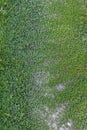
(0, 0, 87, 130)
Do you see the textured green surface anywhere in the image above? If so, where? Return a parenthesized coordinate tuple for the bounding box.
(0, 0, 87, 130)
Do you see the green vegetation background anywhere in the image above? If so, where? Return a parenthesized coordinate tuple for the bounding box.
(0, 0, 87, 130)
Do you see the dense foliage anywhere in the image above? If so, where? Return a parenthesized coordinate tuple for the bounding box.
(0, 0, 87, 129)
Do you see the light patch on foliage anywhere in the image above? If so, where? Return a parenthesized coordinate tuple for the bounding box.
(55, 84, 65, 91)
(43, 86, 55, 98)
(43, 58, 59, 66)
(0, 6, 6, 15)
(34, 103, 69, 130)
(59, 119, 74, 130)
(34, 71, 50, 86)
